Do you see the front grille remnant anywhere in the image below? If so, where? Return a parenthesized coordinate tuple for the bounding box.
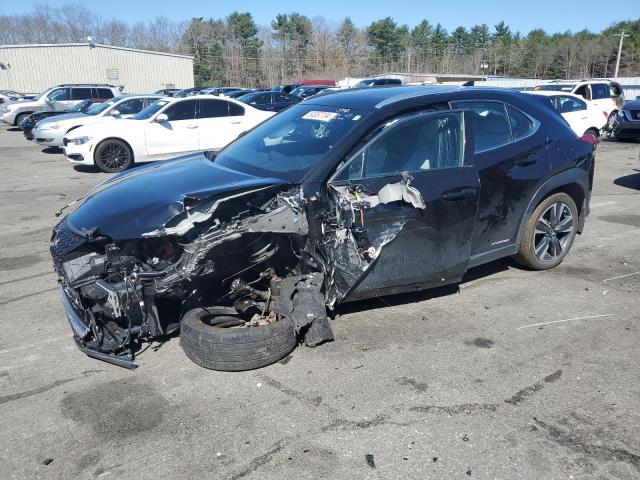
(51, 219, 86, 272)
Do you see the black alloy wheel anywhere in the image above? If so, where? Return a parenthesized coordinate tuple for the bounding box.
(94, 139, 133, 173)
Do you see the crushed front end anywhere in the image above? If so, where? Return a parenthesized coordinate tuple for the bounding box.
(50, 183, 334, 368)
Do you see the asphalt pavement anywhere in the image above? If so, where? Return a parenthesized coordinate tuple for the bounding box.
(0, 125, 639, 479)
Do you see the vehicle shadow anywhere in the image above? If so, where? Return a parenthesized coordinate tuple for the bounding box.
(6, 127, 21, 132)
(335, 257, 513, 316)
(41, 146, 63, 154)
(614, 171, 640, 191)
(73, 165, 101, 173)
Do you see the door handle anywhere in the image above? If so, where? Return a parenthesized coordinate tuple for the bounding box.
(441, 187, 476, 201)
(515, 153, 539, 166)
(230, 120, 242, 124)
(186, 124, 198, 129)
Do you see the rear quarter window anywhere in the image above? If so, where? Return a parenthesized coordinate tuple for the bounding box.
(591, 83, 610, 100)
(506, 105, 536, 139)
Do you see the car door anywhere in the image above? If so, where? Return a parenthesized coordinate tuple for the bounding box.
(47, 88, 73, 111)
(144, 99, 199, 158)
(197, 98, 245, 151)
(325, 110, 480, 302)
(449, 100, 550, 259)
(557, 95, 589, 135)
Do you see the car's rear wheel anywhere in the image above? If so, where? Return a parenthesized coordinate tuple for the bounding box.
(583, 128, 599, 149)
(605, 111, 617, 132)
(94, 139, 133, 173)
(180, 308, 297, 371)
(513, 193, 578, 270)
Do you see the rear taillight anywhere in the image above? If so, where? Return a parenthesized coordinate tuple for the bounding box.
(580, 134, 597, 146)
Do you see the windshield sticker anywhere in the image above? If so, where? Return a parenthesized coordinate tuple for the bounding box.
(302, 111, 339, 122)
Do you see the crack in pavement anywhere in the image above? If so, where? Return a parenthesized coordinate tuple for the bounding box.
(408, 369, 564, 415)
(533, 417, 640, 471)
(505, 369, 563, 405)
(0, 378, 73, 405)
(0, 370, 104, 405)
(0, 286, 58, 306)
(231, 369, 564, 478)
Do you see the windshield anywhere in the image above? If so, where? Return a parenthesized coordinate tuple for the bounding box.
(133, 100, 167, 120)
(68, 100, 93, 112)
(534, 84, 576, 92)
(355, 80, 375, 88)
(214, 104, 370, 181)
(85, 98, 118, 116)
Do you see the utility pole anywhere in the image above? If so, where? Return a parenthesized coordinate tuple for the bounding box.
(613, 29, 630, 79)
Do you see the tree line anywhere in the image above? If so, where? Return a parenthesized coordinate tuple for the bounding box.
(1, 5, 638, 87)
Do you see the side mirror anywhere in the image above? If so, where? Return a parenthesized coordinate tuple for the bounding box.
(155, 113, 169, 123)
(109, 109, 121, 118)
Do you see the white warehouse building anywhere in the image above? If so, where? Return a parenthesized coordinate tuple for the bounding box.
(0, 43, 194, 94)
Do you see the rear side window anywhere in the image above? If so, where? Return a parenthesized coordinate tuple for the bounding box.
(97, 88, 114, 99)
(198, 99, 229, 118)
(452, 101, 511, 152)
(164, 100, 197, 121)
(506, 105, 535, 140)
(71, 88, 93, 100)
(558, 96, 586, 113)
(452, 100, 538, 152)
(591, 84, 610, 100)
(229, 102, 244, 116)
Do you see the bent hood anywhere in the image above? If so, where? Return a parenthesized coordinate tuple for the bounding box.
(66, 154, 289, 240)
(37, 112, 88, 126)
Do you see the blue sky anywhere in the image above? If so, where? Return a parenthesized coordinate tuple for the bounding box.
(1, 0, 637, 33)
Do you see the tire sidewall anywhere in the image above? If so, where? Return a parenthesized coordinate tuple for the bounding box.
(94, 139, 133, 173)
(520, 193, 578, 270)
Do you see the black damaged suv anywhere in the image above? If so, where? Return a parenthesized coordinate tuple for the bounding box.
(51, 86, 595, 370)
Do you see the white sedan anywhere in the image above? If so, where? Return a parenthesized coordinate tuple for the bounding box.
(526, 90, 603, 141)
(32, 94, 162, 148)
(63, 95, 275, 172)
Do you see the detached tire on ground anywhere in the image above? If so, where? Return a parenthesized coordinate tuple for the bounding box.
(180, 308, 297, 371)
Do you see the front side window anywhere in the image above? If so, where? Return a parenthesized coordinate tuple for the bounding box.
(47, 88, 71, 101)
(71, 88, 93, 100)
(337, 112, 464, 180)
(558, 96, 586, 113)
(164, 100, 197, 121)
(215, 104, 370, 181)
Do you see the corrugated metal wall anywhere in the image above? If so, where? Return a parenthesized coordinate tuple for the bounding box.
(0, 43, 193, 93)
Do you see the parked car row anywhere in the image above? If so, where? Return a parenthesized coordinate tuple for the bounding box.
(2, 83, 277, 172)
